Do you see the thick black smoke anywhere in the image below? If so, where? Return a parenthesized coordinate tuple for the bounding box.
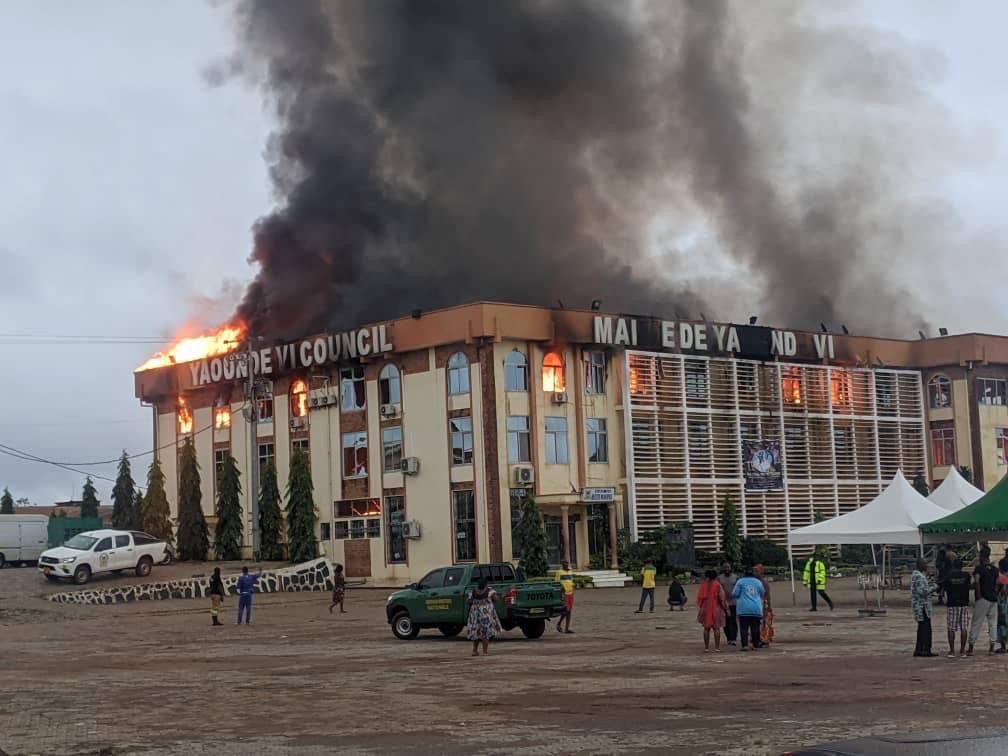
(214, 0, 940, 338)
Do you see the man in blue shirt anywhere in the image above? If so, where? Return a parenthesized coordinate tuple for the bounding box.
(236, 566, 263, 625)
(732, 566, 766, 650)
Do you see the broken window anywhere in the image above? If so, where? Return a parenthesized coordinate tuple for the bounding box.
(543, 352, 566, 393)
(290, 379, 308, 418)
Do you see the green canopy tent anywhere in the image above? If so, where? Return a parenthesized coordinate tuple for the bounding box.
(920, 472, 1008, 544)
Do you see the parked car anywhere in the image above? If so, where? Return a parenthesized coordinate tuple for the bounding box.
(38, 529, 168, 585)
(0, 514, 49, 568)
(385, 562, 566, 640)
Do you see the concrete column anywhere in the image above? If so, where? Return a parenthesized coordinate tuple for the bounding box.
(561, 505, 571, 565)
(608, 502, 619, 570)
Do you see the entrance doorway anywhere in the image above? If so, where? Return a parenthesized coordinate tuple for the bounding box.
(544, 514, 578, 567)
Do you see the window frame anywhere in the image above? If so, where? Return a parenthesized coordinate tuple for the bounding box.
(927, 374, 952, 410)
(257, 442, 275, 474)
(447, 352, 470, 396)
(450, 416, 474, 466)
(507, 415, 531, 464)
(340, 366, 366, 412)
(379, 363, 402, 405)
(685, 365, 709, 401)
(386, 495, 407, 564)
(504, 350, 529, 392)
(290, 379, 309, 418)
(587, 417, 609, 463)
(257, 384, 274, 423)
(544, 416, 570, 465)
(585, 351, 606, 394)
(452, 489, 477, 562)
(930, 420, 956, 467)
(342, 431, 369, 479)
(542, 351, 566, 393)
(292, 437, 310, 464)
(214, 406, 231, 430)
(978, 377, 1007, 407)
(382, 426, 404, 472)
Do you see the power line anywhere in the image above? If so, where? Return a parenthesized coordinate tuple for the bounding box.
(0, 447, 116, 483)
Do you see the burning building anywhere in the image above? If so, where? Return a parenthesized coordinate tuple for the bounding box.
(134, 302, 1008, 580)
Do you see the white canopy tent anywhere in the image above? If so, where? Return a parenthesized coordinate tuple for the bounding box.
(786, 471, 950, 605)
(927, 466, 983, 512)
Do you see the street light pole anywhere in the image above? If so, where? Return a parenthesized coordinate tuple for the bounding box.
(246, 336, 260, 561)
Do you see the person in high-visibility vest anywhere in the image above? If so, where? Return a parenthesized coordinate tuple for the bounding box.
(803, 553, 834, 611)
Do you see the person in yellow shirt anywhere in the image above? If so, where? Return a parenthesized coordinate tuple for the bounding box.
(635, 559, 658, 613)
(554, 560, 575, 634)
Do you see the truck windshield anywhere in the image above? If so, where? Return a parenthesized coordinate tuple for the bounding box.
(64, 535, 98, 551)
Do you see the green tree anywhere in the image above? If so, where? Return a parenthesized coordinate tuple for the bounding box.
(176, 437, 209, 561)
(110, 451, 137, 530)
(81, 477, 99, 519)
(142, 459, 173, 547)
(0, 487, 13, 514)
(258, 463, 284, 561)
(132, 488, 145, 531)
(513, 495, 548, 577)
(214, 455, 244, 561)
(720, 496, 742, 568)
(285, 449, 318, 563)
(912, 473, 930, 498)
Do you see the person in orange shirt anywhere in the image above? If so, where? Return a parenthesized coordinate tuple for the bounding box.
(696, 569, 728, 652)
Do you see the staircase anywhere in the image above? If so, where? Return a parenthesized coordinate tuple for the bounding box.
(576, 569, 632, 588)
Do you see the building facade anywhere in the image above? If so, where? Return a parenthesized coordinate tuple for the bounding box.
(134, 302, 1008, 579)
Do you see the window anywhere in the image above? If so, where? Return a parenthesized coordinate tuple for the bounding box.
(214, 448, 228, 483)
(586, 351, 606, 394)
(350, 519, 366, 539)
(928, 375, 951, 409)
(543, 352, 566, 393)
(292, 437, 310, 464)
(367, 518, 381, 538)
(340, 366, 366, 411)
(95, 537, 112, 552)
(383, 426, 403, 472)
(214, 407, 231, 429)
(830, 371, 851, 408)
(930, 420, 956, 466)
(781, 368, 802, 406)
(587, 418, 608, 463)
(504, 350, 528, 392)
(417, 569, 444, 590)
(336, 499, 381, 518)
(978, 378, 1007, 406)
(444, 567, 465, 586)
(319, 522, 331, 541)
(115, 535, 130, 548)
(334, 522, 349, 540)
(685, 366, 708, 400)
(258, 442, 275, 474)
(687, 420, 709, 455)
(290, 379, 308, 418)
(510, 489, 526, 558)
(257, 384, 274, 422)
(178, 403, 193, 435)
(999, 429, 1008, 466)
(451, 416, 474, 465)
(342, 431, 369, 478)
(386, 496, 407, 563)
(379, 364, 401, 405)
(452, 490, 477, 561)
(507, 416, 531, 463)
(545, 416, 569, 465)
(448, 352, 470, 395)
(833, 426, 854, 465)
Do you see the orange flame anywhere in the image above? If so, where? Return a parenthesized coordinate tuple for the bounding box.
(136, 324, 245, 372)
(291, 379, 308, 418)
(178, 398, 193, 435)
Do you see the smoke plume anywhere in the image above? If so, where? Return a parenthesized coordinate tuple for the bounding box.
(213, 0, 953, 338)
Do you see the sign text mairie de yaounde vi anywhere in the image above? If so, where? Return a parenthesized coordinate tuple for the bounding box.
(188, 324, 393, 387)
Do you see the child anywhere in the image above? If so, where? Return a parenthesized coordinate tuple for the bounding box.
(667, 577, 687, 610)
(696, 569, 728, 652)
(329, 563, 346, 614)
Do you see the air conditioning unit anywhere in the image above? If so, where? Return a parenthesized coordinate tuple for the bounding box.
(402, 520, 422, 539)
(552, 391, 569, 404)
(514, 466, 535, 485)
(380, 403, 399, 418)
(310, 396, 321, 408)
(290, 417, 306, 430)
(402, 457, 420, 476)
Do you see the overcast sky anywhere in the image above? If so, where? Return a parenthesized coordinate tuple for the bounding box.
(2, 1, 1008, 505)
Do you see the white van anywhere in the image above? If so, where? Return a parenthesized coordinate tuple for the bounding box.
(0, 514, 50, 567)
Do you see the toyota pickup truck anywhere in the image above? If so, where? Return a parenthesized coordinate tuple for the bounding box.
(385, 562, 566, 640)
(38, 529, 169, 585)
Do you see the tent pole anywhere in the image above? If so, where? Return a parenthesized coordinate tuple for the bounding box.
(788, 541, 796, 607)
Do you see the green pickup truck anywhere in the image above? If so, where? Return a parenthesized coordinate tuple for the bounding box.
(385, 562, 566, 640)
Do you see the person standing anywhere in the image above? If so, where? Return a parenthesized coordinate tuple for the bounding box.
(803, 551, 834, 611)
(465, 576, 503, 657)
(968, 546, 999, 656)
(635, 559, 657, 613)
(733, 566, 766, 651)
(911, 557, 938, 657)
(236, 566, 263, 626)
(996, 562, 1008, 654)
(554, 560, 575, 634)
(514, 559, 527, 582)
(208, 567, 226, 627)
(329, 563, 346, 614)
(754, 564, 773, 646)
(718, 564, 739, 645)
(935, 548, 950, 605)
(696, 569, 728, 652)
(943, 557, 972, 657)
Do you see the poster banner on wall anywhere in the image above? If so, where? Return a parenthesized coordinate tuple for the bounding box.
(742, 440, 784, 491)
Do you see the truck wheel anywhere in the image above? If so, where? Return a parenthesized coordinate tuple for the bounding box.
(520, 619, 546, 639)
(391, 611, 419, 640)
(73, 565, 92, 585)
(135, 556, 153, 578)
(439, 624, 463, 638)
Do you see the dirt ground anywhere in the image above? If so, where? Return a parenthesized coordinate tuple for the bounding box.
(0, 564, 1002, 756)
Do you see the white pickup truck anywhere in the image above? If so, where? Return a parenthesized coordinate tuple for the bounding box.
(38, 529, 169, 585)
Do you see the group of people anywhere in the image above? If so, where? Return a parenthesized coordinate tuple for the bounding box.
(692, 563, 773, 651)
(206, 563, 348, 626)
(912, 546, 1008, 658)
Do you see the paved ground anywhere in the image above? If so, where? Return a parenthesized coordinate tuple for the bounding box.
(0, 563, 1003, 755)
